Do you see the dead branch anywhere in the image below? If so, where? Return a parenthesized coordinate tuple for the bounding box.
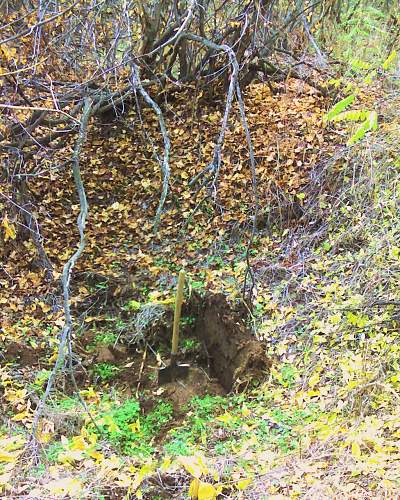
(185, 33, 240, 192)
(31, 97, 92, 439)
(130, 64, 171, 231)
(0, 103, 80, 123)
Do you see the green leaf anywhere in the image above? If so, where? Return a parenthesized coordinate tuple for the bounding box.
(127, 300, 141, 311)
(347, 111, 378, 145)
(350, 59, 371, 71)
(331, 110, 368, 123)
(382, 50, 397, 71)
(348, 120, 370, 145)
(325, 95, 356, 122)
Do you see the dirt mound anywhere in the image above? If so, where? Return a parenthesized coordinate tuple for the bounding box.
(3, 341, 43, 366)
(161, 367, 226, 409)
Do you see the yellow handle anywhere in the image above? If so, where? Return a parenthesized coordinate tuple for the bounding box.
(171, 270, 185, 355)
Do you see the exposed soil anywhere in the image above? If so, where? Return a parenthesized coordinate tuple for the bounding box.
(160, 367, 226, 410)
(2, 292, 270, 437)
(191, 293, 271, 391)
(2, 341, 44, 366)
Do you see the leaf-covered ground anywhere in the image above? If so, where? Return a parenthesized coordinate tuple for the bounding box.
(1, 68, 400, 499)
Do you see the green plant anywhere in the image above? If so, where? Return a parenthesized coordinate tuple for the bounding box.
(324, 49, 398, 145)
(92, 331, 118, 347)
(93, 399, 173, 456)
(31, 369, 51, 394)
(181, 316, 196, 327)
(45, 441, 65, 463)
(50, 396, 78, 410)
(163, 395, 228, 456)
(324, 94, 378, 145)
(190, 279, 205, 290)
(93, 362, 120, 382)
(163, 429, 193, 456)
(190, 395, 227, 419)
(276, 364, 297, 388)
(31, 463, 46, 477)
(207, 255, 224, 269)
(181, 338, 201, 353)
(125, 300, 141, 311)
(95, 281, 108, 290)
(143, 401, 174, 434)
(327, 3, 393, 65)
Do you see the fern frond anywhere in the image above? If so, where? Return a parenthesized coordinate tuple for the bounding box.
(382, 50, 397, 71)
(347, 112, 378, 146)
(325, 95, 356, 122)
(332, 110, 369, 123)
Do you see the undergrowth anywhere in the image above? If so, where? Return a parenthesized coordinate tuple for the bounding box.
(92, 398, 174, 456)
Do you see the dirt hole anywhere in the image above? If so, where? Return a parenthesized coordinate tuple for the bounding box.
(1, 293, 270, 428)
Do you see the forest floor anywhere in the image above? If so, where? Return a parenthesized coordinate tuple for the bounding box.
(1, 69, 400, 499)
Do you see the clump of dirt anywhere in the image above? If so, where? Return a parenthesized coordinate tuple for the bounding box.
(2, 341, 44, 366)
(95, 345, 128, 363)
(160, 367, 225, 410)
(191, 293, 271, 391)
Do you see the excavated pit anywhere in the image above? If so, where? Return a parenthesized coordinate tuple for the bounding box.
(190, 292, 271, 392)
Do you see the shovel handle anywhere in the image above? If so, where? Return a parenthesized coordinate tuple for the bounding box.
(171, 270, 185, 355)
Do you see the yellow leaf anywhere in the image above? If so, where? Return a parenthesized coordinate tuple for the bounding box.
(2, 215, 17, 241)
(131, 462, 156, 492)
(39, 302, 51, 313)
(0, 452, 16, 463)
(241, 406, 251, 417)
(351, 441, 361, 459)
(47, 477, 83, 496)
(237, 478, 252, 490)
(0, 435, 26, 451)
(37, 430, 53, 444)
(0, 46, 17, 62)
(102, 454, 121, 470)
(198, 481, 217, 500)
(70, 435, 88, 451)
(179, 455, 208, 478)
(308, 373, 320, 388)
(58, 449, 85, 463)
(216, 413, 234, 425)
(128, 419, 141, 433)
(189, 478, 200, 498)
(11, 410, 31, 422)
(160, 456, 172, 471)
(88, 450, 104, 461)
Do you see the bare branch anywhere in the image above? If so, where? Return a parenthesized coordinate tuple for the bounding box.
(0, 104, 80, 123)
(31, 97, 92, 439)
(130, 64, 171, 231)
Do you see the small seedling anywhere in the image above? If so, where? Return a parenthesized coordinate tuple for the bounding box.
(93, 362, 120, 382)
(45, 441, 65, 463)
(31, 369, 51, 394)
(181, 316, 196, 327)
(181, 338, 201, 353)
(92, 331, 118, 347)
